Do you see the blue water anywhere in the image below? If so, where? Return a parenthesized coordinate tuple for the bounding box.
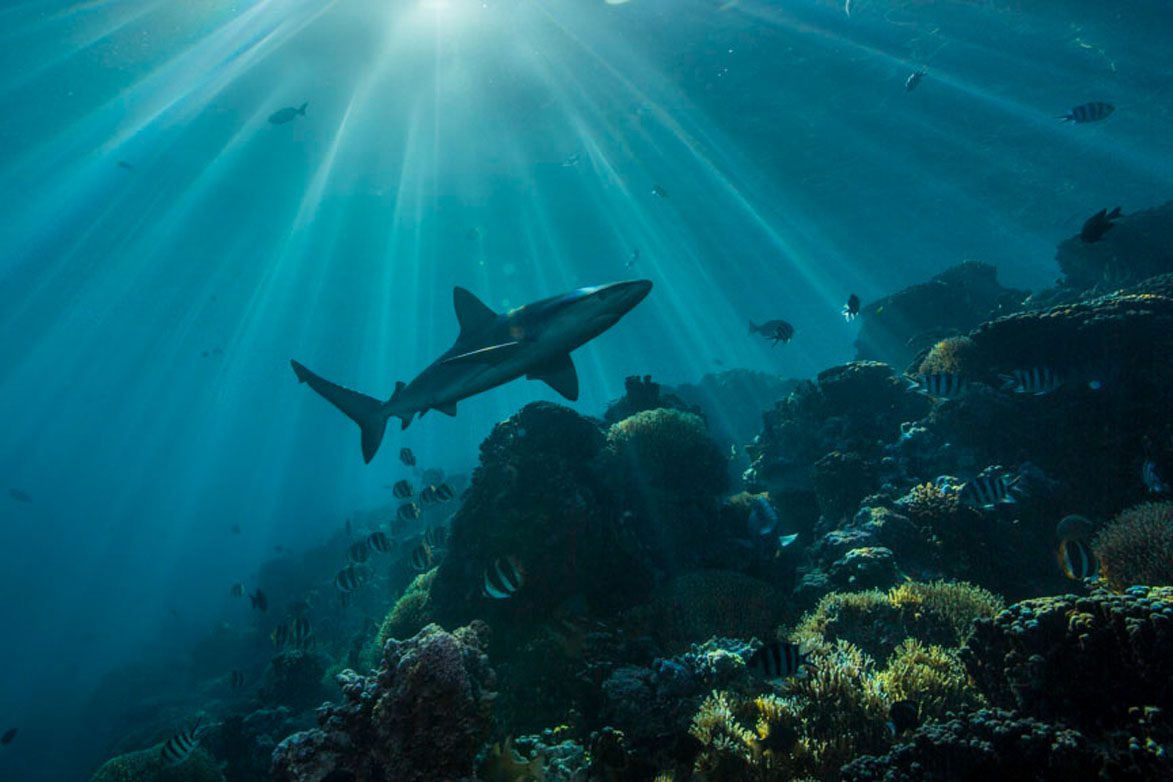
(0, 0, 1169, 778)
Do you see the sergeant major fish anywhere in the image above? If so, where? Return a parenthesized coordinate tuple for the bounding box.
(1058, 101, 1114, 123)
(747, 641, 810, 680)
(959, 472, 1022, 510)
(749, 320, 795, 346)
(1000, 367, 1063, 396)
(161, 718, 203, 767)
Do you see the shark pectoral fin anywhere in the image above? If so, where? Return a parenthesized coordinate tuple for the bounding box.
(436, 402, 457, 417)
(290, 360, 388, 463)
(441, 342, 523, 365)
(527, 353, 579, 401)
(453, 287, 497, 340)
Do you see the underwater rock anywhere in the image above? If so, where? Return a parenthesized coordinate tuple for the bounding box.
(1056, 200, 1173, 291)
(602, 374, 700, 424)
(813, 450, 878, 522)
(854, 261, 1027, 371)
(670, 368, 802, 452)
(210, 707, 313, 782)
(963, 586, 1173, 732)
(271, 622, 496, 782)
(90, 741, 225, 782)
(258, 650, 331, 711)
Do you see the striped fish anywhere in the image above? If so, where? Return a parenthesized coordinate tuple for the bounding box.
(367, 531, 393, 553)
(391, 480, 413, 499)
(909, 372, 966, 400)
(747, 641, 810, 679)
(290, 616, 313, 649)
(419, 485, 439, 505)
(424, 525, 448, 549)
(750, 319, 795, 346)
(483, 556, 525, 599)
(229, 670, 246, 690)
(1059, 101, 1114, 123)
(1000, 367, 1063, 395)
(335, 564, 364, 593)
(434, 482, 456, 502)
(959, 473, 1021, 510)
(1058, 538, 1098, 581)
(160, 718, 202, 767)
(399, 448, 416, 467)
(411, 542, 434, 572)
(348, 541, 370, 564)
(397, 502, 421, 522)
(271, 623, 289, 648)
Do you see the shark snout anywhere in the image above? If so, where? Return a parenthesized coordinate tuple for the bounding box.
(601, 279, 653, 312)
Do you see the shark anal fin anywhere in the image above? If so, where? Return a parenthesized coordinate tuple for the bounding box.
(290, 360, 388, 463)
(442, 341, 522, 365)
(527, 353, 579, 401)
(453, 287, 498, 341)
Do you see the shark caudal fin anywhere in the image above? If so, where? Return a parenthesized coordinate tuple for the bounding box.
(291, 360, 388, 463)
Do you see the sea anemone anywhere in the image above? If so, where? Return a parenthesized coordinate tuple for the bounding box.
(916, 336, 976, 375)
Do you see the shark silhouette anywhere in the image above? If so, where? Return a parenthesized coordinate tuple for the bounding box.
(291, 280, 653, 462)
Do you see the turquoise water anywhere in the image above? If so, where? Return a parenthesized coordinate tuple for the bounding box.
(0, 1, 1170, 779)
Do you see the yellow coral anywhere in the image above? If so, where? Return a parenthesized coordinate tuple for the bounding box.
(1093, 502, 1173, 592)
(886, 580, 1004, 647)
(876, 638, 982, 718)
(903, 481, 959, 523)
(916, 336, 975, 375)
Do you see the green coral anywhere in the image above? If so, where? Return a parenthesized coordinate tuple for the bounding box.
(899, 482, 959, 524)
(91, 742, 224, 782)
(605, 409, 728, 498)
(916, 336, 976, 375)
(379, 569, 438, 647)
(875, 638, 981, 719)
(1093, 502, 1173, 592)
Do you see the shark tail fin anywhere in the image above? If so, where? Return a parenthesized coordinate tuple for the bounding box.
(291, 360, 387, 463)
(298, 102, 308, 116)
(748, 321, 759, 335)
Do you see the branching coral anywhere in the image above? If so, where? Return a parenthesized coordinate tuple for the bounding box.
(689, 690, 758, 773)
(875, 638, 981, 719)
(898, 482, 959, 525)
(1093, 502, 1173, 591)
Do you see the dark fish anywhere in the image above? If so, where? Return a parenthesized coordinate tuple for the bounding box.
(419, 485, 439, 505)
(651, 185, 669, 199)
(1143, 459, 1169, 494)
(999, 367, 1063, 395)
(749, 320, 795, 346)
(249, 589, 268, 612)
(1080, 206, 1122, 243)
(959, 473, 1021, 510)
(1058, 538, 1098, 580)
(117, 160, 134, 170)
(397, 502, 422, 522)
(335, 564, 364, 593)
(271, 623, 289, 648)
(230, 670, 246, 690)
(905, 71, 926, 92)
(230, 523, 242, 535)
(268, 102, 308, 125)
(411, 542, 434, 572)
(886, 700, 920, 736)
(367, 531, 393, 553)
(908, 372, 966, 400)
(230, 582, 245, 598)
(391, 479, 413, 499)
(626, 248, 640, 270)
(747, 496, 779, 536)
(1059, 101, 1114, 123)
(160, 718, 202, 767)
(434, 482, 455, 502)
(290, 616, 313, 648)
(1056, 514, 1094, 541)
(8, 488, 31, 503)
(348, 540, 370, 564)
(1, 728, 15, 745)
(747, 641, 810, 679)
(400, 448, 417, 467)
(424, 525, 448, 549)
(843, 293, 861, 321)
(483, 555, 525, 599)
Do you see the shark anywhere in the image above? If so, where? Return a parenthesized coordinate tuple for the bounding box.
(291, 279, 653, 462)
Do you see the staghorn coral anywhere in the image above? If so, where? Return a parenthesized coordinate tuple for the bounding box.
(689, 691, 758, 774)
(1093, 502, 1173, 592)
(90, 742, 224, 782)
(271, 622, 496, 782)
(874, 638, 981, 720)
(916, 335, 976, 376)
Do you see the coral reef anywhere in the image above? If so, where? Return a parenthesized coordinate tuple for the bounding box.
(603, 374, 700, 425)
(1056, 200, 1173, 291)
(90, 742, 225, 782)
(605, 408, 728, 501)
(258, 650, 331, 711)
(271, 622, 496, 782)
(1093, 502, 1173, 592)
(378, 569, 437, 645)
(915, 335, 976, 376)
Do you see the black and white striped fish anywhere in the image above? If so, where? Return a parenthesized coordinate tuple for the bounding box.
(1058, 538, 1098, 581)
(909, 372, 966, 400)
(1059, 101, 1114, 123)
(348, 541, 370, 564)
(424, 525, 448, 549)
(367, 531, 393, 553)
(229, 670, 246, 690)
(1000, 367, 1063, 395)
(959, 473, 1021, 510)
(434, 482, 456, 502)
(399, 448, 417, 467)
(160, 718, 203, 767)
(411, 542, 434, 572)
(419, 485, 439, 505)
(747, 641, 810, 679)
(397, 502, 422, 522)
(335, 564, 364, 593)
(390, 480, 413, 499)
(483, 556, 525, 599)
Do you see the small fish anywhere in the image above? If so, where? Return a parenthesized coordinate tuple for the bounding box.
(419, 485, 439, 505)
(959, 473, 1021, 510)
(1059, 101, 1114, 123)
(367, 531, 393, 553)
(230, 523, 241, 535)
(747, 496, 779, 537)
(886, 700, 920, 736)
(483, 555, 525, 599)
(747, 641, 810, 679)
(160, 718, 202, 767)
(397, 502, 422, 522)
(1080, 206, 1122, 243)
(1055, 514, 1094, 541)
(908, 372, 966, 400)
(400, 448, 417, 467)
(1143, 459, 1170, 494)
(749, 320, 795, 346)
(335, 564, 364, 593)
(843, 293, 861, 321)
(117, 160, 134, 170)
(1, 728, 16, 745)
(562, 152, 580, 167)
(777, 532, 799, 548)
(627, 248, 640, 270)
(348, 541, 371, 564)
(230, 670, 246, 690)
(249, 589, 268, 612)
(411, 542, 434, 572)
(905, 71, 926, 92)
(424, 524, 448, 549)
(290, 616, 313, 648)
(271, 623, 289, 648)
(391, 479, 413, 499)
(999, 367, 1063, 396)
(7, 488, 31, 503)
(651, 185, 669, 199)
(1058, 538, 1098, 580)
(434, 482, 455, 502)
(268, 102, 308, 125)
(230, 582, 245, 598)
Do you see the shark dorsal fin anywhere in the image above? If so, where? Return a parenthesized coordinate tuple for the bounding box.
(453, 287, 497, 341)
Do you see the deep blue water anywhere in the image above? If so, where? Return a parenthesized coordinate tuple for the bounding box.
(0, 0, 1169, 778)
